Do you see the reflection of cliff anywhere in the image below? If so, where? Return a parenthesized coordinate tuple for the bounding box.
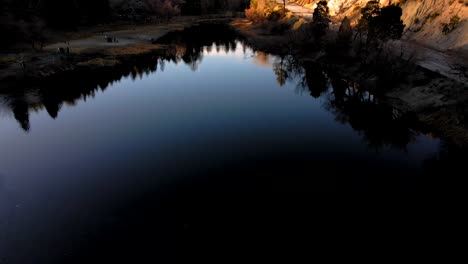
(0, 24, 242, 132)
(274, 57, 418, 150)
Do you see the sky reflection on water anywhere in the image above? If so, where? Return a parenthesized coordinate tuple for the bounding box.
(0, 25, 457, 264)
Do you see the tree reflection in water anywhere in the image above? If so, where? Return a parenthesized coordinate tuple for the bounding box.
(0, 24, 447, 154)
(272, 54, 418, 151)
(0, 24, 242, 132)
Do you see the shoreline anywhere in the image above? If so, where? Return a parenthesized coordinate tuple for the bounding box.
(1, 16, 467, 146)
(229, 19, 468, 146)
(0, 16, 232, 90)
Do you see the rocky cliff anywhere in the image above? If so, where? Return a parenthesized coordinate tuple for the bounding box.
(291, 0, 468, 55)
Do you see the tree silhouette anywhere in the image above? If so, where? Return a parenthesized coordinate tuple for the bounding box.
(274, 56, 288, 86)
(357, 1, 405, 45)
(312, 0, 331, 38)
(357, 0, 380, 30)
(337, 16, 352, 47)
(372, 4, 405, 42)
(303, 64, 328, 98)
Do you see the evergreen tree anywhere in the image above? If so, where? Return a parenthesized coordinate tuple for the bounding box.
(374, 4, 405, 41)
(357, 1, 405, 45)
(337, 16, 352, 46)
(358, 0, 380, 29)
(312, 0, 330, 38)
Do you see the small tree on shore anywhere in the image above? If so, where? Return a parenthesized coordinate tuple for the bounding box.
(357, 1, 404, 46)
(312, 0, 331, 38)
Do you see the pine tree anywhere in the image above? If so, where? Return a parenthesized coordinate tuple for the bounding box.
(337, 16, 352, 46)
(375, 4, 405, 41)
(357, 1, 404, 45)
(312, 0, 330, 38)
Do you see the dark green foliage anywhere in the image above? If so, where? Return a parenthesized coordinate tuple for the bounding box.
(304, 64, 328, 98)
(312, 0, 331, 38)
(356, 0, 380, 35)
(337, 16, 352, 45)
(358, 1, 405, 45)
(372, 4, 405, 41)
(360, 1, 380, 24)
(441, 15, 461, 34)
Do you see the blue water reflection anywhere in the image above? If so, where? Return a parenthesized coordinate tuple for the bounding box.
(0, 25, 454, 264)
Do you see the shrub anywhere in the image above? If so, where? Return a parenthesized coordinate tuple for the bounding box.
(441, 15, 461, 34)
(245, 0, 276, 22)
(428, 12, 440, 21)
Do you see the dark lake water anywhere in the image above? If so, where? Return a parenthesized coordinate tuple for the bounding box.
(0, 25, 466, 263)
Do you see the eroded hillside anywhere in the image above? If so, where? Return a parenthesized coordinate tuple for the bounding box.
(291, 0, 468, 55)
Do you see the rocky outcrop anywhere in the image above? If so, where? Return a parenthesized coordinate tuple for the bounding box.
(291, 0, 468, 55)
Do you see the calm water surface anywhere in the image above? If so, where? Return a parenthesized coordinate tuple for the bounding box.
(0, 26, 464, 263)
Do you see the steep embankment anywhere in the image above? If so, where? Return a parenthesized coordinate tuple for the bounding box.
(291, 0, 468, 55)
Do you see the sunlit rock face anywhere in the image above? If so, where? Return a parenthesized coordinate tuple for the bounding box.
(291, 0, 468, 53)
